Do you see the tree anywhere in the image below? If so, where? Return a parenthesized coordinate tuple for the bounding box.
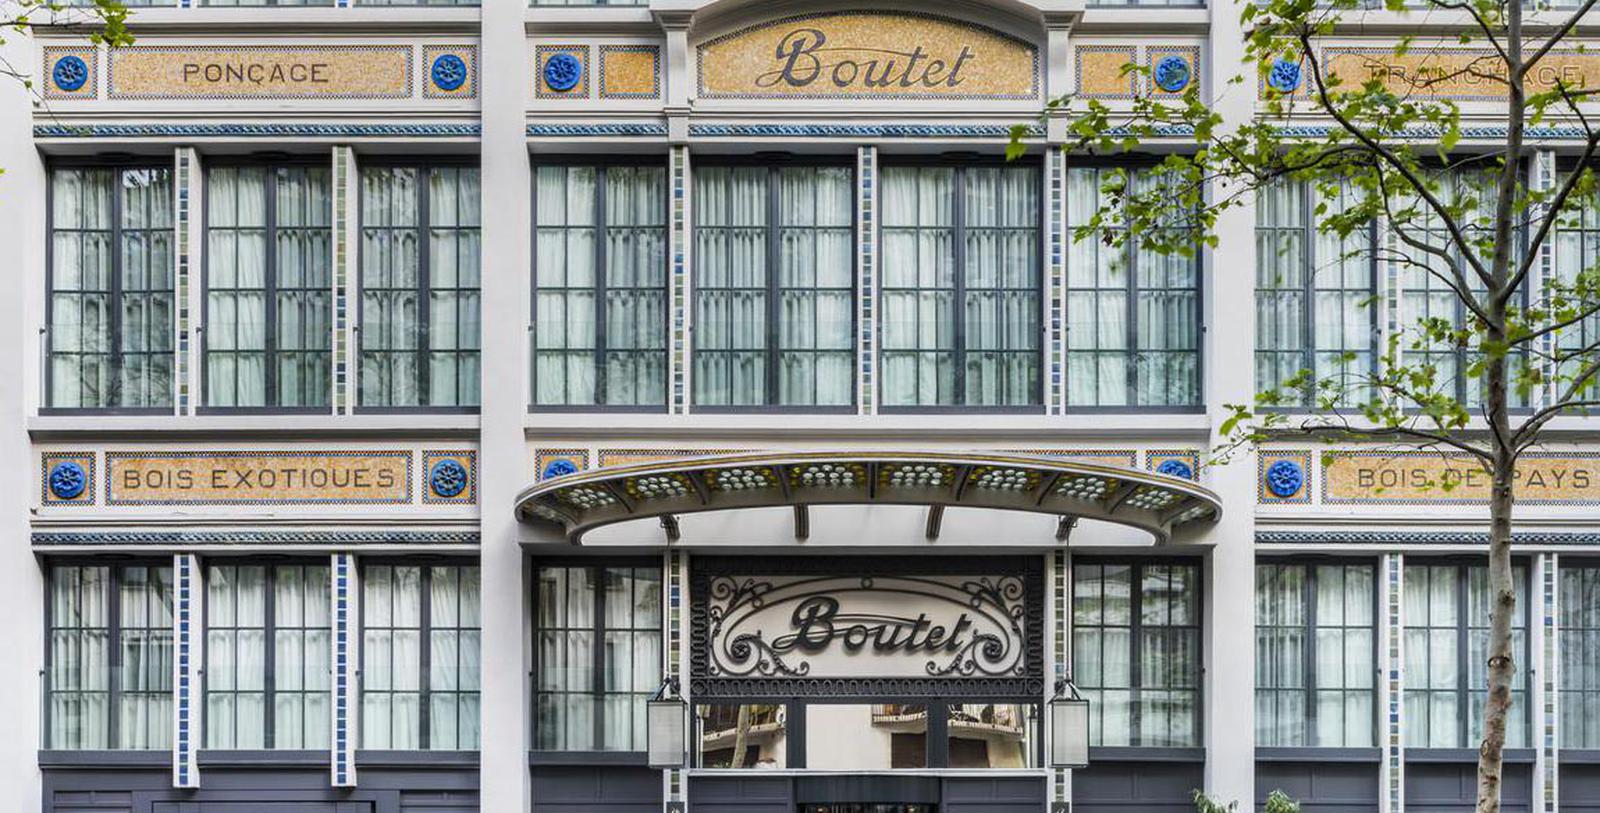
(1, 0, 129, 102)
(1011, 0, 1600, 810)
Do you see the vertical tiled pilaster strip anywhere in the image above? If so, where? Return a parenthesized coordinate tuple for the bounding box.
(664, 548, 688, 812)
(1048, 147, 1066, 414)
(1533, 150, 1558, 410)
(331, 553, 357, 787)
(171, 554, 200, 788)
(670, 146, 691, 414)
(1051, 549, 1069, 808)
(857, 145, 878, 415)
(1542, 552, 1560, 813)
(173, 148, 194, 415)
(1384, 553, 1405, 813)
(331, 146, 356, 415)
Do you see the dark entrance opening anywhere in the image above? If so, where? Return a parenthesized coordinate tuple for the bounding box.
(800, 806, 936, 813)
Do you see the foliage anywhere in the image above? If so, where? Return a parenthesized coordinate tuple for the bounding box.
(1193, 789, 1301, 813)
(1, 1, 131, 90)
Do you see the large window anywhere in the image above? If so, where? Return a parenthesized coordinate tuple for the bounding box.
(1072, 560, 1201, 747)
(47, 166, 174, 410)
(1560, 563, 1600, 748)
(46, 563, 173, 750)
(533, 564, 661, 752)
(205, 563, 330, 749)
(693, 163, 855, 408)
(1255, 179, 1376, 406)
(880, 162, 1041, 408)
(533, 163, 668, 407)
(359, 163, 481, 408)
(1065, 166, 1201, 407)
(1403, 561, 1529, 748)
(1553, 172, 1600, 401)
(205, 163, 333, 409)
(361, 563, 481, 750)
(1255, 562, 1376, 747)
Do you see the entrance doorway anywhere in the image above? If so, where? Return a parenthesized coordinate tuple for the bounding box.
(800, 807, 935, 813)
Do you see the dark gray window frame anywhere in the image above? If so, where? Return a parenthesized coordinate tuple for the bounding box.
(529, 157, 670, 412)
(42, 558, 174, 751)
(1254, 556, 1382, 748)
(355, 157, 481, 414)
(690, 155, 859, 413)
(878, 154, 1047, 413)
(43, 158, 176, 415)
(199, 156, 334, 414)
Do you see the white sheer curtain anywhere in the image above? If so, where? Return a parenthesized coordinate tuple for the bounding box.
(534, 166, 598, 405)
(1404, 563, 1527, 748)
(1255, 563, 1375, 748)
(206, 167, 269, 407)
(603, 166, 668, 406)
(360, 167, 422, 407)
(962, 166, 1039, 406)
(363, 565, 422, 749)
(881, 167, 956, 406)
(206, 565, 267, 749)
(273, 168, 333, 408)
(49, 566, 109, 749)
(118, 566, 174, 749)
(1560, 566, 1600, 748)
(49, 169, 114, 409)
(1072, 563, 1133, 746)
(273, 564, 331, 749)
(778, 166, 854, 406)
(1066, 167, 1129, 406)
(693, 166, 769, 406)
(427, 167, 482, 407)
(1255, 564, 1307, 746)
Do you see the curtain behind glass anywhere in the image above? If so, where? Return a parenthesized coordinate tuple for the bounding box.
(206, 167, 269, 407)
(881, 167, 956, 406)
(1073, 562, 1199, 746)
(693, 166, 768, 406)
(963, 166, 1040, 406)
(1404, 563, 1528, 748)
(360, 168, 422, 407)
(272, 564, 331, 749)
(274, 167, 333, 408)
(427, 167, 482, 407)
(535, 565, 660, 751)
(428, 565, 481, 749)
(778, 166, 854, 406)
(206, 564, 267, 748)
(603, 166, 668, 406)
(363, 565, 422, 749)
(118, 566, 174, 749)
(1554, 182, 1600, 401)
(49, 566, 110, 749)
(1560, 566, 1600, 747)
(1255, 563, 1375, 747)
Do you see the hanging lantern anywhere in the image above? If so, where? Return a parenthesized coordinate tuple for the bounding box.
(647, 677, 687, 769)
(1049, 678, 1091, 769)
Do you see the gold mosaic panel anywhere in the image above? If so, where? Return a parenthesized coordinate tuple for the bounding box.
(1323, 47, 1600, 100)
(1075, 46, 1137, 99)
(1323, 451, 1600, 505)
(422, 45, 478, 100)
(109, 45, 412, 100)
(601, 46, 660, 99)
(596, 449, 746, 468)
(106, 451, 412, 505)
(42, 46, 97, 100)
(698, 11, 1038, 100)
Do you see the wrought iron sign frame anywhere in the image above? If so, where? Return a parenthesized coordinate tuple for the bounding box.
(690, 555, 1045, 700)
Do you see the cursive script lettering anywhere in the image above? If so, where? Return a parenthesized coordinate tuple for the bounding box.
(756, 28, 974, 92)
(769, 595, 974, 656)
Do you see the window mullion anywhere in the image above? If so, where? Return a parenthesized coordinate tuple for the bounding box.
(1304, 564, 1318, 744)
(265, 169, 280, 407)
(264, 566, 277, 749)
(1131, 563, 1142, 745)
(953, 167, 967, 406)
(767, 167, 781, 406)
(1459, 564, 1471, 747)
(1125, 196, 1140, 406)
(592, 567, 605, 749)
(109, 175, 126, 408)
(1302, 183, 1317, 401)
(419, 566, 433, 749)
(418, 169, 433, 407)
(595, 169, 610, 406)
(106, 566, 121, 749)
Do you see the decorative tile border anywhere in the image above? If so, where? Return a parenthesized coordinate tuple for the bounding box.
(175, 148, 194, 415)
(331, 553, 356, 787)
(41, 46, 97, 100)
(670, 146, 691, 414)
(858, 145, 877, 416)
(103, 450, 413, 506)
(422, 449, 478, 505)
(1385, 553, 1404, 813)
(666, 548, 687, 808)
(688, 123, 1044, 138)
(32, 530, 478, 546)
(1048, 147, 1065, 415)
(1146, 449, 1200, 480)
(1258, 450, 1313, 504)
(35, 123, 481, 139)
(422, 45, 478, 100)
(535, 44, 590, 99)
(1534, 150, 1557, 410)
(172, 553, 199, 789)
(598, 45, 660, 100)
(526, 123, 667, 137)
(1259, 530, 1600, 546)
(332, 146, 353, 415)
(1051, 549, 1069, 807)
(1542, 552, 1559, 813)
(41, 452, 95, 506)
(1074, 45, 1137, 100)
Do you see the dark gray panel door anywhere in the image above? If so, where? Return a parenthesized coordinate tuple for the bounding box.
(1072, 761, 1206, 813)
(1257, 759, 1381, 812)
(1561, 762, 1600, 813)
(689, 774, 793, 813)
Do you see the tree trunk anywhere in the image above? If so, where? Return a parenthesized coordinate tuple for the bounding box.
(1475, 445, 1517, 813)
(730, 703, 752, 769)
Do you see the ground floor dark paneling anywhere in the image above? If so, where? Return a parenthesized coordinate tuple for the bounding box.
(1071, 758, 1205, 812)
(1560, 759, 1600, 813)
(688, 773, 1045, 813)
(1405, 755, 1532, 813)
(531, 766, 661, 813)
(42, 755, 478, 813)
(1256, 751, 1381, 812)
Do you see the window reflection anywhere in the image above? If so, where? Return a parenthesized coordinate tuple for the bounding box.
(807, 704, 928, 769)
(697, 703, 787, 768)
(947, 703, 1036, 768)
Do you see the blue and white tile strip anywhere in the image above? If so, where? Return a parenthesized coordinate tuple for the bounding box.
(1542, 553, 1559, 813)
(670, 146, 691, 414)
(857, 146, 878, 415)
(1048, 148, 1066, 414)
(1051, 549, 1069, 808)
(331, 553, 357, 787)
(332, 147, 354, 415)
(1385, 553, 1404, 813)
(172, 553, 200, 788)
(665, 548, 688, 812)
(174, 148, 194, 415)
(1533, 151, 1557, 410)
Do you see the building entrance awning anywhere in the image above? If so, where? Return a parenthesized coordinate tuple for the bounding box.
(515, 451, 1221, 546)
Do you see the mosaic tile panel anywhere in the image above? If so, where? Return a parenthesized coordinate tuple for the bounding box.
(1535, 151, 1557, 411)
(1000, 449, 1139, 468)
(42, 46, 97, 100)
(422, 450, 478, 505)
(109, 46, 413, 100)
(1543, 553, 1559, 813)
(1258, 450, 1313, 504)
(535, 45, 590, 99)
(333, 146, 353, 415)
(858, 146, 878, 415)
(331, 553, 356, 787)
(1146, 449, 1200, 480)
(175, 148, 194, 414)
(1145, 46, 1201, 97)
(598, 449, 745, 468)
(173, 553, 199, 788)
(1052, 549, 1069, 805)
(1074, 45, 1137, 100)
(1049, 148, 1065, 414)
(599, 45, 660, 99)
(1386, 553, 1404, 813)
(41, 452, 95, 506)
(670, 147, 691, 414)
(667, 548, 688, 809)
(422, 45, 478, 100)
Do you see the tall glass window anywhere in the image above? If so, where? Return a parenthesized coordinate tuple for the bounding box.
(205, 164, 332, 409)
(359, 164, 481, 408)
(880, 163, 1041, 408)
(533, 164, 668, 407)
(1065, 166, 1200, 407)
(693, 164, 855, 407)
(361, 564, 481, 750)
(534, 565, 662, 751)
(1554, 174, 1600, 401)
(1255, 562, 1376, 747)
(1072, 561, 1201, 747)
(46, 563, 173, 750)
(47, 166, 174, 410)
(1254, 179, 1376, 406)
(1560, 563, 1600, 748)
(1402, 562, 1529, 748)
(205, 563, 330, 750)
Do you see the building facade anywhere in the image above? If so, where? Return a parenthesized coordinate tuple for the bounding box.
(3, 0, 1600, 811)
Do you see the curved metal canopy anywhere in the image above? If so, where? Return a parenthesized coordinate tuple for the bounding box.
(515, 451, 1221, 545)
